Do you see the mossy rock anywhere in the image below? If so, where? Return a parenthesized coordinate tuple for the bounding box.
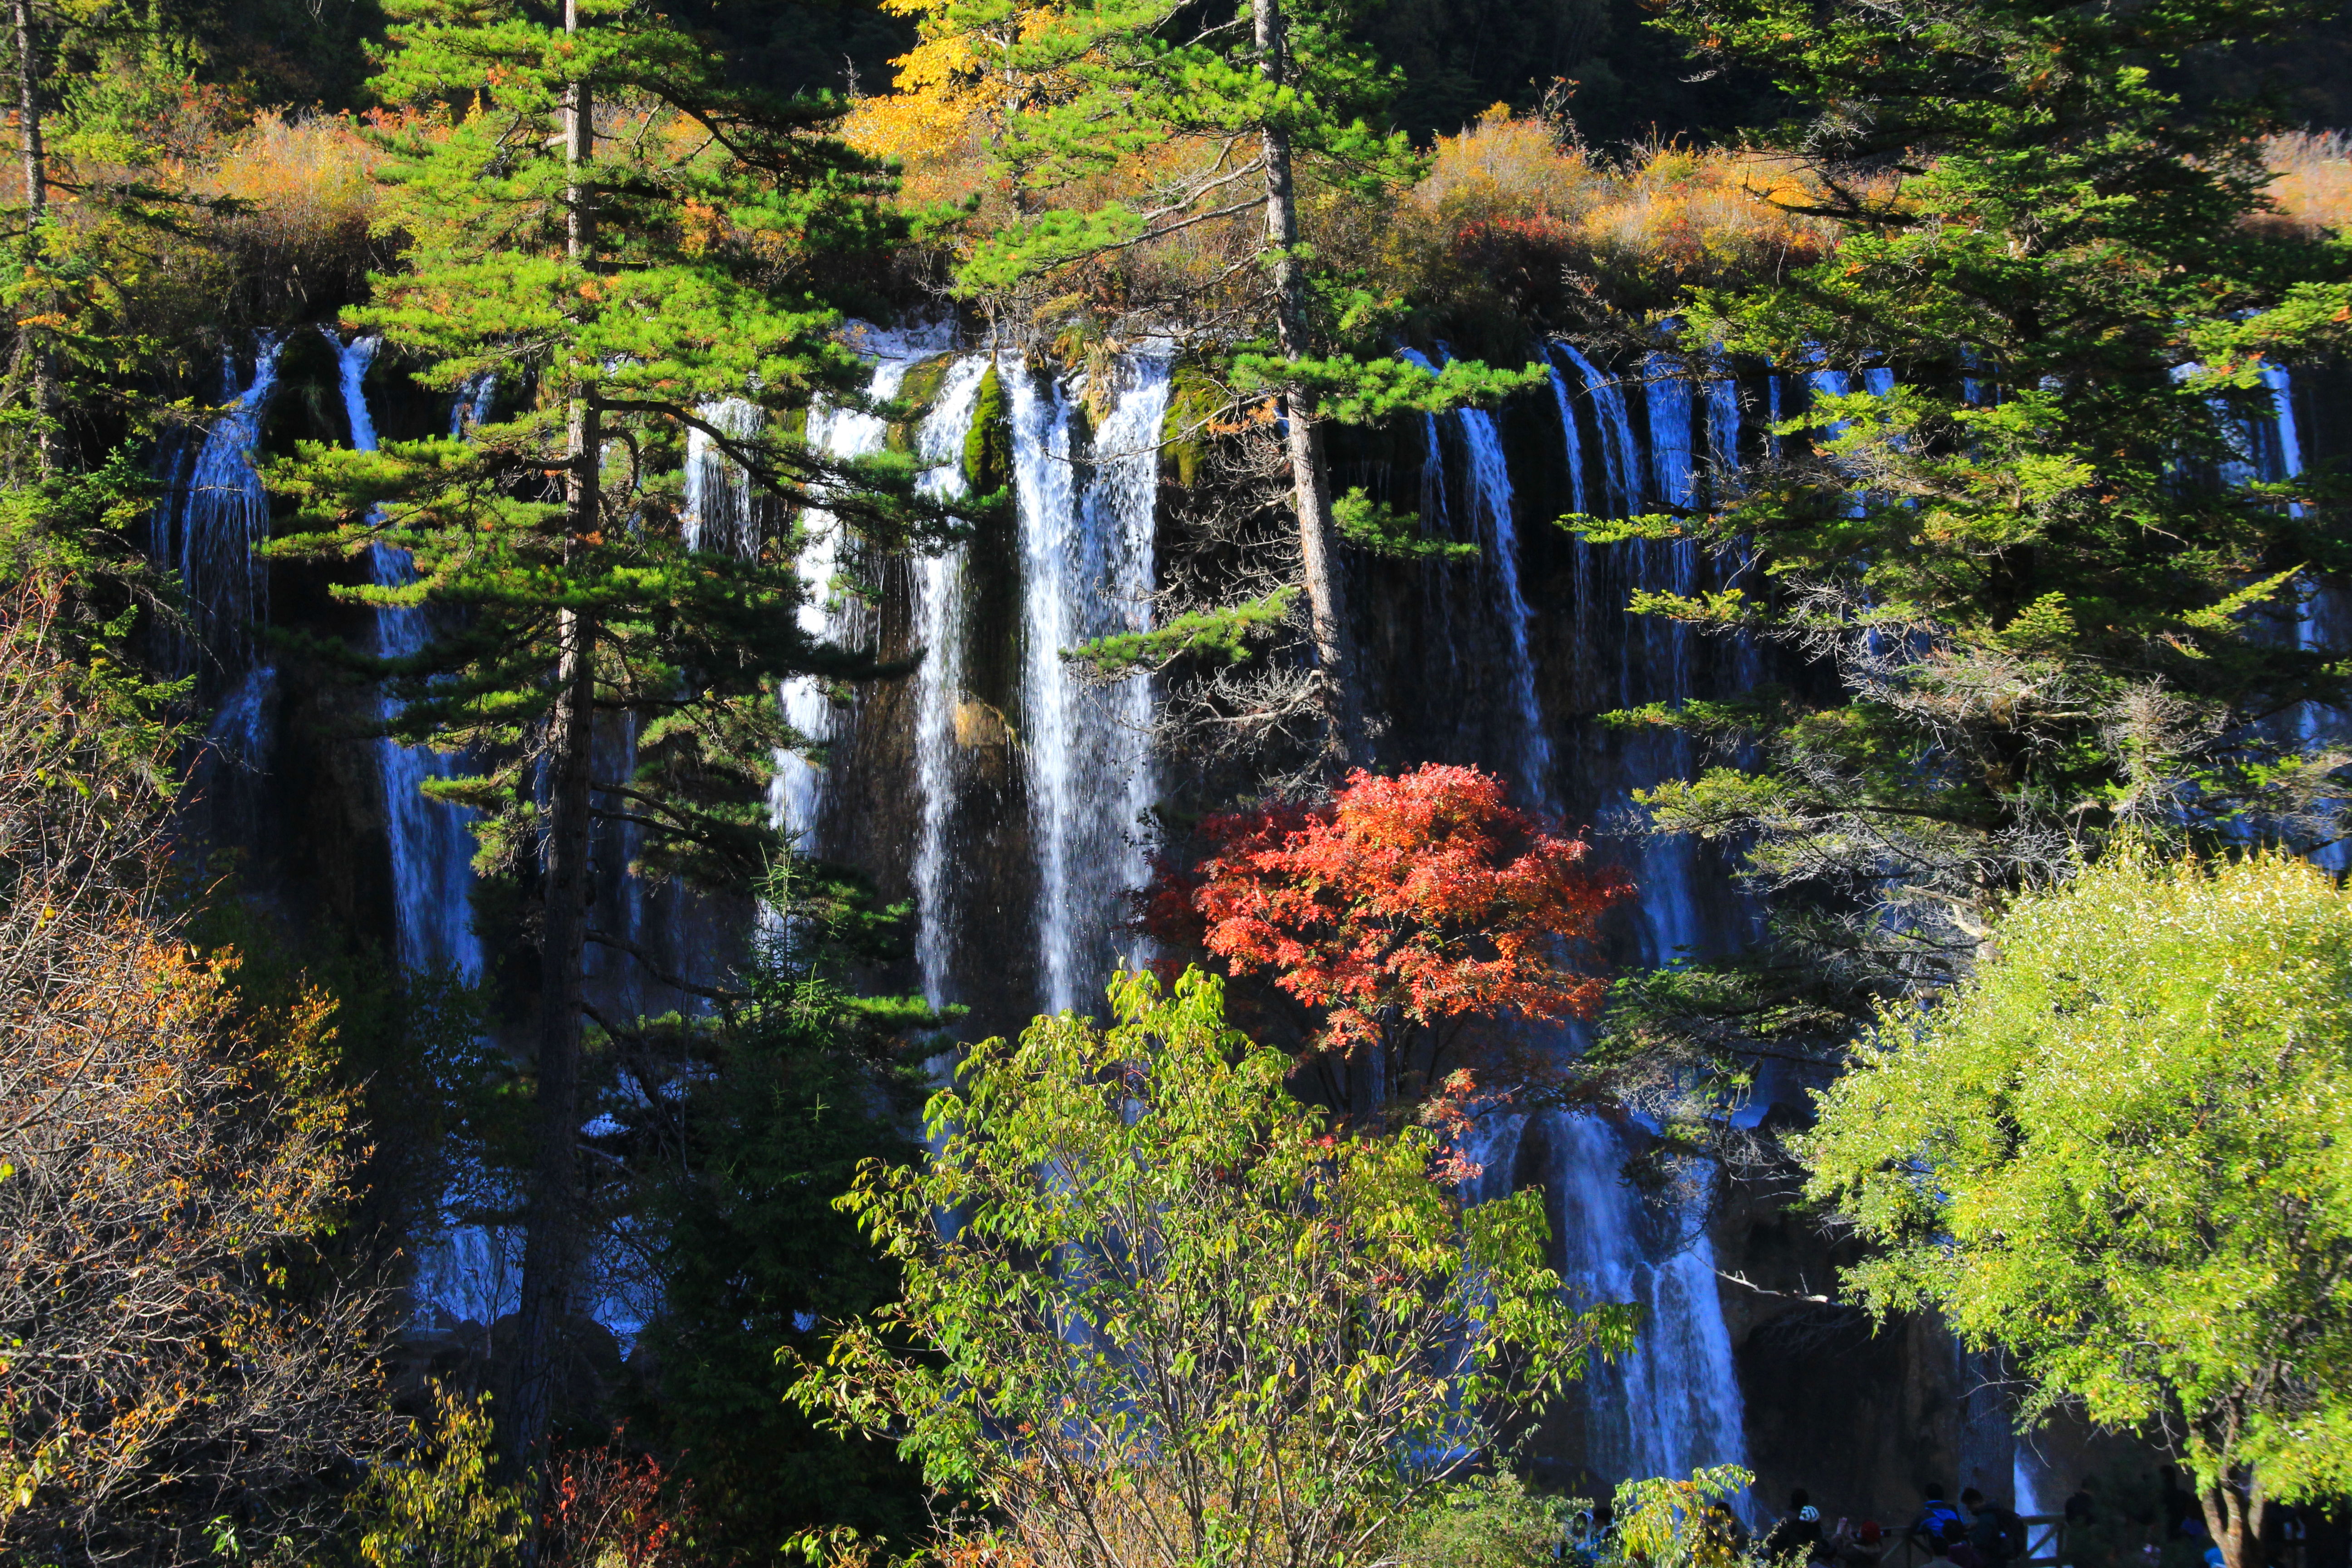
(1160, 361, 1226, 490)
(964, 362, 1013, 495)
(886, 353, 955, 456)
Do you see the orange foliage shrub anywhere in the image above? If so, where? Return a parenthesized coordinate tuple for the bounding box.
(544, 1429, 699, 1568)
(1374, 106, 1847, 331)
(196, 110, 384, 254)
(2259, 130, 2352, 236)
(0, 583, 388, 1561)
(1140, 764, 1632, 1110)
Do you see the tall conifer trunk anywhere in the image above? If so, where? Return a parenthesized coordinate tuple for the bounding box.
(508, 0, 598, 1496)
(1253, 0, 1364, 767)
(13, 0, 52, 473)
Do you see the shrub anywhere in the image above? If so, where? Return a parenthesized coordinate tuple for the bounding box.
(2259, 130, 2352, 236)
(355, 1386, 532, 1568)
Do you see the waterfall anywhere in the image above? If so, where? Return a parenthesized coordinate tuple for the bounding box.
(1554, 343, 1641, 513)
(2263, 366, 2347, 872)
(1546, 1114, 1753, 1496)
(910, 355, 993, 1005)
(1008, 352, 1171, 1014)
(683, 397, 768, 556)
(156, 334, 287, 674)
(1407, 348, 1551, 801)
(1451, 345, 1755, 1499)
(318, 339, 518, 1333)
(324, 332, 487, 980)
(1547, 366, 1591, 518)
(1548, 360, 1600, 691)
(772, 353, 927, 847)
(1706, 377, 1741, 474)
(1625, 362, 1705, 970)
(1460, 1111, 1753, 1505)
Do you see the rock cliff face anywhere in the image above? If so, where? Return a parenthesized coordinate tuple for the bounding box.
(182, 332, 2348, 1511)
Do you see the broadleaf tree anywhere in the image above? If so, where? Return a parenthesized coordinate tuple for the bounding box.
(1138, 762, 1633, 1117)
(270, 0, 977, 1486)
(1799, 850, 2352, 1568)
(789, 967, 1629, 1568)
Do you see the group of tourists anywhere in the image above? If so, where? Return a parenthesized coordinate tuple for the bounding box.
(1763, 1484, 2034, 1568)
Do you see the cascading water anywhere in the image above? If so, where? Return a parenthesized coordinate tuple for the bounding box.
(359, 332, 2345, 1486)
(156, 334, 288, 678)
(320, 341, 519, 1333)
(683, 397, 768, 556)
(1519, 343, 1759, 1500)
(1555, 343, 1642, 514)
(1544, 1115, 1753, 1490)
(327, 331, 488, 980)
(908, 355, 995, 1005)
(1407, 348, 1551, 800)
(772, 352, 928, 848)
(1006, 352, 1171, 1014)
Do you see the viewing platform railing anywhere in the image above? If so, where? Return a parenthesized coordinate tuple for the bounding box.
(1875, 1517, 2068, 1568)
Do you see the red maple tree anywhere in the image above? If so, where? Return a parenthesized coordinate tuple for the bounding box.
(544, 1426, 699, 1568)
(1139, 764, 1633, 1117)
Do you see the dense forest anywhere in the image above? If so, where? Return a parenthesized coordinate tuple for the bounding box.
(4, 0, 2352, 1562)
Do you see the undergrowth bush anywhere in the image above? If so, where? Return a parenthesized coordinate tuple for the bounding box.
(2258, 130, 2352, 235)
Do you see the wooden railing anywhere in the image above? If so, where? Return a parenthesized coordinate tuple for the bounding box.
(1876, 1517, 2068, 1568)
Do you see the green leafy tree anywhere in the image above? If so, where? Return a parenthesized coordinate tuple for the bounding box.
(270, 0, 973, 1483)
(926, 0, 1541, 760)
(789, 966, 1627, 1568)
(1798, 849, 2352, 1568)
(617, 862, 936, 1561)
(356, 1385, 534, 1568)
(1588, 0, 2352, 1058)
(0, 4, 252, 655)
(1608, 1466, 1758, 1568)
(1390, 1472, 1577, 1568)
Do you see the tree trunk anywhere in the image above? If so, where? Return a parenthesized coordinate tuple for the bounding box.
(2198, 1470, 2265, 1568)
(12, 0, 52, 473)
(507, 0, 598, 1501)
(1254, 0, 1365, 769)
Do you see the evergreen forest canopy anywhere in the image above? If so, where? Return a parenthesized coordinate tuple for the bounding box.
(0, 0, 2350, 1562)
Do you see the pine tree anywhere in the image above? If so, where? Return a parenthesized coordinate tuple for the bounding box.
(1591, 0, 2352, 1058)
(272, 0, 972, 1489)
(891, 0, 1542, 763)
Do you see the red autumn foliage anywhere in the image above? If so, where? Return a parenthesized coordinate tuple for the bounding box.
(1139, 764, 1633, 1107)
(544, 1427, 699, 1568)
